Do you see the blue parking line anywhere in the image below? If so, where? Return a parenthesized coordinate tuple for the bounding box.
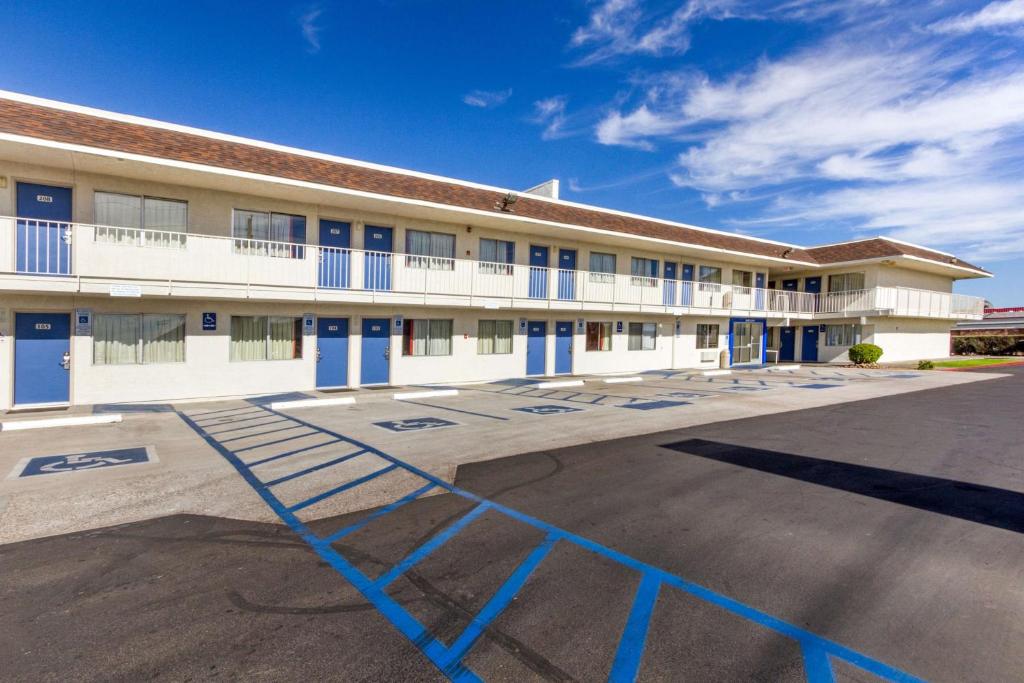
(320, 482, 438, 545)
(248, 442, 354, 468)
(803, 644, 836, 682)
(287, 463, 400, 513)
(375, 502, 491, 588)
(176, 407, 927, 683)
(439, 533, 559, 675)
(219, 424, 308, 444)
(263, 450, 370, 487)
(608, 573, 661, 683)
(234, 431, 319, 453)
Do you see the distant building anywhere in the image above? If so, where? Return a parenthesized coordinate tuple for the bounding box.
(953, 308, 1024, 339)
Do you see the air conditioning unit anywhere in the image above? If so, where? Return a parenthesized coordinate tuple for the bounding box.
(700, 350, 718, 363)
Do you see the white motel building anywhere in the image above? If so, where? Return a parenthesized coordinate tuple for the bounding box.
(0, 92, 989, 410)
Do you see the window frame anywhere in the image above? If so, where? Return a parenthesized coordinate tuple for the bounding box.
(630, 257, 659, 286)
(477, 319, 514, 355)
(589, 252, 617, 283)
(828, 272, 866, 293)
(825, 324, 862, 347)
(696, 323, 720, 349)
(229, 315, 303, 361)
(478, 238, 515, 275)
(406, 229, 456, 270)
(231, 209, 307, 258)
(93, 312, 186, 365)
(731, 269, 753, 288)
(585, 321, 613, 352)
(93, 191, 188, 247)
(628, 322, 657, 351)
(698, 265, 723, 285)
(403, 318, 454, 356)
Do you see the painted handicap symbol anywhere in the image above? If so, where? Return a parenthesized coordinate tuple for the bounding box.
(374, 416, 458, 432)
(18, 447, 152, 477)
(512, 404, 583, 416)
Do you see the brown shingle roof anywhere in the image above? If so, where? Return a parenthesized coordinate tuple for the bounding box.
(806, 238, 988, 274)
(0, 96, 988, 275)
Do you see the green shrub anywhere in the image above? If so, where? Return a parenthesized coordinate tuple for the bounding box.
(848, 343, 883, 365)
(918, 360, 935, 370)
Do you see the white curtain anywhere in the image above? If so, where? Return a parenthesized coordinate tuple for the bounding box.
(233, 210, 270, 240)
(269, 317, 301, 360)
(95, 192, 142, 245)
(428, 319, 452, 355)
(494, 320, 512, 354)
(231, 316, 267, 361)
(699, 266, 722, 284)
(406, 319, 429, 356)
(478, 320, 495, 355)
(144, 198, 187, 232)
(732, 270, 753, 287)
(829, 272, 866, 292)
(142, 314, 185, 363)
(94, 314, 140, 365)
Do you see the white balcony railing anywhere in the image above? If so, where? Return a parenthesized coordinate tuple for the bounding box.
(0, 217, 985, 319)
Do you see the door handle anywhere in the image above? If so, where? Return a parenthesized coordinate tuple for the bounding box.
(384, 346, 391, 360)
(316, 347, 322, 362)
(60, 352, 71, 370)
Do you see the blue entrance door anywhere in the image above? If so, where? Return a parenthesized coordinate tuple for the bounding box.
(804, 276, 821, 312)
(681, 263, 694, 306)
(316, 318, 349, 388)
(782, 279, 798, 291)
(557, 249, 577, 300)
(14, 312, 71, 405)
(779, 326, 796, 362)
(801, 326, 819, 362)
(663, 262, 677, 305)
(361, 318, 390, 385)
(555, 321, 573, 374)
(526, 321, 546, 376)
(318, 220, 351, 288)
(16, 183, 72, 275)
(363, 226, 393, 290)
(529, 246, 549, 299)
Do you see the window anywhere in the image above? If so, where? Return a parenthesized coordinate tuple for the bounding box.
(825, 324, 862, 347)
(828, 272, 866, 292)
(631, 257, 659, 285)
(589, 252, 616, 283)
(586, 321, 613, 351)
(698, 266, 722, 284)
(479, 238, 515, 275)
(230, 316, 303, 361)
(94, 313, 185, 365)
(232, 210, 306, 258)
(628, 322, 657, 351)
(731, 270, 753, 288)
(696, 323, 719, 349)
(406, 229, 455, 270)
(478, 320, 513, 354)
(94, 192, 187, 247)
(403, 319, 453, 356)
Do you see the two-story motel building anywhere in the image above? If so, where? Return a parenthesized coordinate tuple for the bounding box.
(0, 92, 989, 410)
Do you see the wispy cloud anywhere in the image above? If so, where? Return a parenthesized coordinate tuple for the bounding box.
(533, 96, 570, 140)
(299, 5, 324, 53)
(928, 0, 1024, 35)
(462, 88, 512, 108)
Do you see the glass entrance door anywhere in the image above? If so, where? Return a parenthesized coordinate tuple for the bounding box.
(732, 322, 764, 365)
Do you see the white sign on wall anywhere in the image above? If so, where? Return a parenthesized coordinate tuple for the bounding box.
(110, 284, 142, 298)
(75, 309, 93, 336)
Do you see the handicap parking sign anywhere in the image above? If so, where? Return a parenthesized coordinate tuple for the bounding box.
(512, 404, 583, 416)
(373, 416, 458, 432)
(202, 312, 217, 331)
(15, 447, 152, 477)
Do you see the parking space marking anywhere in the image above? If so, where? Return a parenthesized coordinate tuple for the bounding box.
(794, 384, 844, 390)
(373, 417, 460, 433)
(398, 400, 510, 421)
(512, 404, 585, 416)
(9, 446, 155, 478)
(175, 404, 926, 683)
(618, 400, 692, 411)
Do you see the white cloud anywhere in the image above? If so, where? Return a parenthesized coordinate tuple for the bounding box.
(299, 6, 324, 52)
(462, 89, 512, 108)
(595, 105, 680, 149)
(533, 96, 570, 140)
(929, 0, 1024, 34)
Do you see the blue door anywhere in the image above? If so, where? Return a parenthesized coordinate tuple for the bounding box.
(555, 321, 573, 374)
(801, 326, 819, 362)
(14, 312, 71, 405)
(318, 220, 351, 288)
(526, 321, 546, 376)
(782, 279, 798, 291)
(804, 276, 822, 312)
(361, 318, 391, 385)
(663, 262, 677, 305)
(363, 226, 393, 290)
(755, 272, 766, 309)
(779, 326, 796, 362)
(529, 246, 549, 299)
(16, 183, 72, 275)
(557, 249, 577, 300)
(316, 317, 349, 388)
(681, 263, 695, 306)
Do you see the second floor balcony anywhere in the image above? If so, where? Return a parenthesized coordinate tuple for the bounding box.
(0, 218, 985, 320)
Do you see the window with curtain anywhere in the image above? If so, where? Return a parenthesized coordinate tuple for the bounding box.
(589, 252, 616, 283)
(403, 319, 453, 356)
(696, 323, 719, 349)
(94, 192, 187, 247)
(479, 238, 515, 274)
(586, 322, 612, 351)
(731, 270, 753, 288)
(828, 272, 866, 292)
(630, 257, 659, 286)
(628, 322, 657, 351)
(698, 266, 722, 284)
(232, 210, 306, 258)
(230, 316, 302, 361)
(478, 320, 513, 354)
(406, 229, 455, 270)
(94, 313, 185, 365)
(825, 324, 862, 347)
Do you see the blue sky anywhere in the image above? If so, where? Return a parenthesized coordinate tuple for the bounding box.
(1, 0, 1022, 304)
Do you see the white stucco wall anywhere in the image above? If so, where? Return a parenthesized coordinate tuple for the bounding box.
(872, 319, 953, 362)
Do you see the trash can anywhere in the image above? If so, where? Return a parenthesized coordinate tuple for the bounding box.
(720, 349, 729, 369)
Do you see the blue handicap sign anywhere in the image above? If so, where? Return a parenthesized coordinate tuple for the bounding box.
(202, 312, 217, 331)
(18, 447, 151, 477)
(794, 383, 843, 390)
(721, 386, 770, 392)
(661, 391, 709, 400)
(512, 404, 583, 416)
(619, 400, 690, 411)
(374, 416, 458, 432)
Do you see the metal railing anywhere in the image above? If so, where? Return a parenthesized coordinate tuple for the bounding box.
(0, 216, 986, 319)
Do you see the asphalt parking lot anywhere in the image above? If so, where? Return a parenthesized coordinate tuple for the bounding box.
(1, 366, 1020, 681)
